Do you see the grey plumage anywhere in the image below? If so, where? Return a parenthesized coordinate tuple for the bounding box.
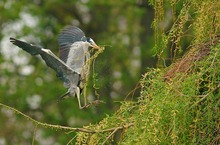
(58, 26, 85, 63)
(10, 26, 100, 109)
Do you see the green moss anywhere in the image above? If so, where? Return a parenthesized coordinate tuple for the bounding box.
(76, 13, 220, 145)
(75, 0, 220, 144)
(76, 43, 219, 145)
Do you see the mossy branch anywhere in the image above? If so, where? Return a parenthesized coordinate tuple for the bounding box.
(0, 102, 133, 134)
(0, 103, 94, 132)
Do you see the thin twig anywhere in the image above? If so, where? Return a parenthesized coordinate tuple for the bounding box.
(124, 80, 141, 101)
(68, 123, 134, 134)
(98, 123, 134, 133)
(81, 100, 105, 109)
(67, 134, 77, 145)
(32, 124, 38, 145)
(101, 127, 118, 145)
(101, 123, 134, 145)
(188, 84, 220, 110)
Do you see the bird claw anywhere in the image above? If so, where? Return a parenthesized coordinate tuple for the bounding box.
(80, 100, 105, 109)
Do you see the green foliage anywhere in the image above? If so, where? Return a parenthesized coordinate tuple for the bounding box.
(75, 40, 220, 145)
(74, 0, 220, 144)
(151, 0, 220, 64)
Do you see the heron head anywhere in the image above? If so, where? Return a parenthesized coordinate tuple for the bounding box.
(82, 36, 100, 49)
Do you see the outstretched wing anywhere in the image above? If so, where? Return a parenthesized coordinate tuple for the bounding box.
(10, 37, 76, 82)
(58, 26, 85, 63)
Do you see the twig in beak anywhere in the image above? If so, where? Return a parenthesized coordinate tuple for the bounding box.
(90, 42, 101, 50)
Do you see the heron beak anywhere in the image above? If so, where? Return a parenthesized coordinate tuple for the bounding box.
(90, 42, 101, 49)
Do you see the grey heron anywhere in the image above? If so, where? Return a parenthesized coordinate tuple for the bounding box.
(10, 26, 101, 109)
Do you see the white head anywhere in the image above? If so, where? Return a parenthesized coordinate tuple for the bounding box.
(81, 36, 100, 49)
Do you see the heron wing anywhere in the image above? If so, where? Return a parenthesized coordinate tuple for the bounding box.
(58, 26, 85, 63)
(10, 37, 76, 82)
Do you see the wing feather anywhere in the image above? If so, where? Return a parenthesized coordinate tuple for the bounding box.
(10, 37, 76, 82)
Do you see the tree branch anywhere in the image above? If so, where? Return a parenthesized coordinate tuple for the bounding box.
(0, 103, 133, 134)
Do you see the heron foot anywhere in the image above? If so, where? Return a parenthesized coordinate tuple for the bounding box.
(80, 100, 105, 109)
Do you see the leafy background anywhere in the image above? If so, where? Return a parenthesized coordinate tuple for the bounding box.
(0, 0, 219, 145)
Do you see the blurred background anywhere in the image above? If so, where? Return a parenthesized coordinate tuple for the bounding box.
(0, 0, 168, 144)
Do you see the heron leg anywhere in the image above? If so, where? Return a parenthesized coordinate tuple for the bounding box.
(57, 91, 70, 102)
(76, 87, 83, 109)
(83, 91, 87, 106)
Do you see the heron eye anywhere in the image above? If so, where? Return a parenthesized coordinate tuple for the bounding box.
(89, 38, 95, 44)
(86, 37, 93, 44)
